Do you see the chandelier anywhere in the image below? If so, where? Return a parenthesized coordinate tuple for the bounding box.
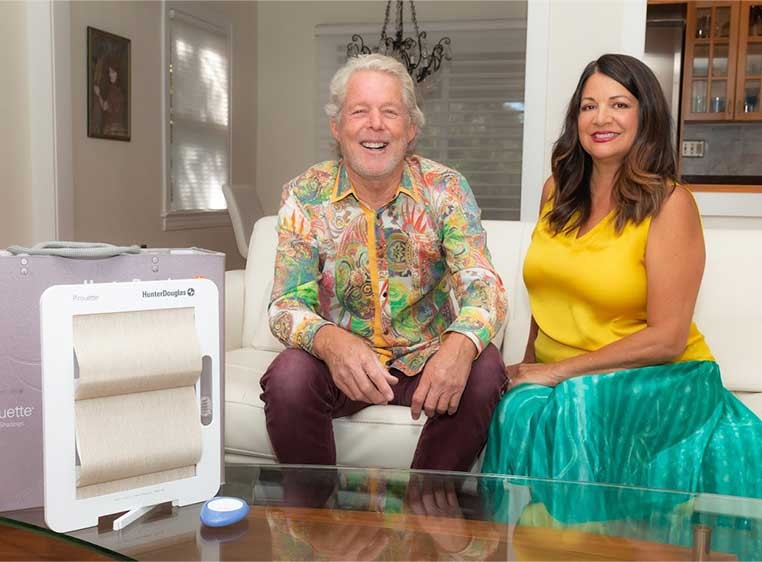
(347, 0, 452, 84)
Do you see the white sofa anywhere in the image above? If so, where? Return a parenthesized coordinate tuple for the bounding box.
(224, 216, 762, 467)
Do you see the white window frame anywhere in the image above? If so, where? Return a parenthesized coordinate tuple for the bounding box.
(161, 1, 233, 231)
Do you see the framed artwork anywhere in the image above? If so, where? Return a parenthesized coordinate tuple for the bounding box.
(87, 26, 131, 141)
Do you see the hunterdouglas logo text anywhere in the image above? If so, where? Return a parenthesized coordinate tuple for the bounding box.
(142, 289, 190, 298)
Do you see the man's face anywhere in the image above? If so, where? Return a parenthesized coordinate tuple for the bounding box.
(330, 70, 416, 186)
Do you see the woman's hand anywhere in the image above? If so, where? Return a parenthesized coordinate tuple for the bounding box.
(506, 362, 566, 390)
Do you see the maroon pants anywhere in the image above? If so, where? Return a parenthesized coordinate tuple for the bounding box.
(260, 344, 506, 472)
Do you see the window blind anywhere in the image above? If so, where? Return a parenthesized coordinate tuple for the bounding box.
(316, 20, 526, 220)
(168, 9, 230, 212)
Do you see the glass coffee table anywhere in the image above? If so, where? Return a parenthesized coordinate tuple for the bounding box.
(2, 464, 761, 560)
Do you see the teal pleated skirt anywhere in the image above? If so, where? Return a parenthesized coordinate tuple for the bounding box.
(480, 361, 762, 560)
(483, 361, 762, 497)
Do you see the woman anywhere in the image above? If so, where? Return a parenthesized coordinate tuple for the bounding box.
(482, 54, 762, 500)
(93, 58, 126, 137)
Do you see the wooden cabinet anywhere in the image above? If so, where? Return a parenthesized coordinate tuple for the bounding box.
(683, 1, 762, 121)
(735, 2, 762, 119)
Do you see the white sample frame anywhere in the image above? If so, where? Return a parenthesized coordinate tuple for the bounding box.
(40, 278, 221, 533)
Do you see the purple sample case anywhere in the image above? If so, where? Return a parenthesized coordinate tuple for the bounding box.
(0, 248, 225, 511)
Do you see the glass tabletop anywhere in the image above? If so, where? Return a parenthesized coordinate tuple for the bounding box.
(2, 463, 761, 561)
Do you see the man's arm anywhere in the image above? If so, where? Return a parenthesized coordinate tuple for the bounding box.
(441, 174, 507, 352)
(268, 189, 333, 354)
(410, 174, 507, 419)
(269, 187, 396, 404)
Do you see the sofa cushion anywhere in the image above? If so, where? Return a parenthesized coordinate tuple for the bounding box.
(695, 228, 762, 393)
(225, 348, 279, 460)
(242, 217, 282, 351)
(250, 278, 285, 353)
(224, 347, 426, 468)
(734, 392, 762, 420)
(482, 220, 535, 364)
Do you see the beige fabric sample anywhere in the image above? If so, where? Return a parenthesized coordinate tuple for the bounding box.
(75, 386, 202, 488)
(76, 466, 196, 500)
(73, 308, 202, 400)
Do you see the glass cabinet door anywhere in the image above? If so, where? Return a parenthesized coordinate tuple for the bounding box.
(683, 2, 739, 121)
(735, 2, 762, 120)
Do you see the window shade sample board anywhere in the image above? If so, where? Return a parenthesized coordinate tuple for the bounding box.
(73, 308, 202, 399)
(72, 308, 204, 498)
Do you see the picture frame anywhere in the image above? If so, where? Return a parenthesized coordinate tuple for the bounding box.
(87, 26, 131, 141)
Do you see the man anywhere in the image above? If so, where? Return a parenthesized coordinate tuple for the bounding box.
(261, 53, 507, 471)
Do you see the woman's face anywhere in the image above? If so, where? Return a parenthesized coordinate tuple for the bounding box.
(108, 67, 118, 84)
(577, 72, 639, 166)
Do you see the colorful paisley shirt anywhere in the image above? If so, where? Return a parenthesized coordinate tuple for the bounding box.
(268, 155, 507, 376)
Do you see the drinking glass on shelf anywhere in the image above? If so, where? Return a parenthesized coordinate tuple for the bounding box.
(711, 96, 726, 112)
(692, 80, 707, 113)
(696, 9, 711, 38)
(709, 81, 727, 113)
(745, 80, 760, 112)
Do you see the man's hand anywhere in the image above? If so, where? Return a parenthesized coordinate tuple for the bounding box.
(411, 332, 477, 420)
(313, 325, 397, 404)
(506, 361, 565, 390)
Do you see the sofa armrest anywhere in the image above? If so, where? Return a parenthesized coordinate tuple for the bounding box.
(225, 269, 245, 351)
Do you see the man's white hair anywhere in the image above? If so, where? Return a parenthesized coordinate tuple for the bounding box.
(325, 54, 426, 137)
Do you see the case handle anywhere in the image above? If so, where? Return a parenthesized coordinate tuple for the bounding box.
(7, 241, 141, 259)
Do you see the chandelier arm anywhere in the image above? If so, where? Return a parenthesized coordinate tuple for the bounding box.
(409, 0, 422, 41)
(401, 36, 418, 69)
(379, 35, 394, 55)
(394, 0, 404, 44)
(415, 31, 427, 67)
(399, 48, 413, 76)
(441, 37, 453, 59)
(379, 0, 392, 48)
(352, 34, 373, 56)
(417, 49, 435, 82)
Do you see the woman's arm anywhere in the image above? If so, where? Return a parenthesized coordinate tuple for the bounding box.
(511, 185, 706, 387)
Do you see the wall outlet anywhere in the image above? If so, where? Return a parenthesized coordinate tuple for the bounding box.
(681, 140, 705, 158)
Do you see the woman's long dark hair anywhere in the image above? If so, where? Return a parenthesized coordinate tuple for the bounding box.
(547, 53, 677, 235)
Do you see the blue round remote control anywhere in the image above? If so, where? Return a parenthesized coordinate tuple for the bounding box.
(200, 497, 249, 527)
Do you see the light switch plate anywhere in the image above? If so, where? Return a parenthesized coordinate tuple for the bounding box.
(681, 140, 705, 158)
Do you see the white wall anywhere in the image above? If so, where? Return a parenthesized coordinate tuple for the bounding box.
(68, 1, 256, 269)
(255, 0, 525, 215)
(520, 0, 647, 219)
(0, 2, 61, 248)
(0, 2, 35, 247)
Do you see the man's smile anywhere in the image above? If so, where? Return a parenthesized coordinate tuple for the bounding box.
(360, 141, 389, 150)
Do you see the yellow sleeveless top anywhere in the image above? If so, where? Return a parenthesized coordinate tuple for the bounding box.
(523, 200, 714, 364)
